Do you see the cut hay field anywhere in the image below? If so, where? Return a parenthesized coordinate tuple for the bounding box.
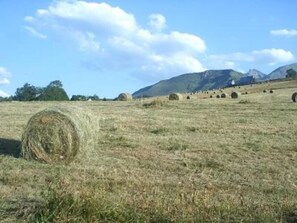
(0, 79, 297, 222)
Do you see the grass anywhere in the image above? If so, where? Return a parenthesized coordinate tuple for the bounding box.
(0, 80, 297, 222)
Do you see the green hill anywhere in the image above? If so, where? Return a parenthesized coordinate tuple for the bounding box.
(133, 63, 297, 98)
(267, 63, 297, 80)
(133, 69, 244, 98)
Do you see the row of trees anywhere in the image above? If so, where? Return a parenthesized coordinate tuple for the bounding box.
(14, 80, 69, 101)
(1, 80, 100, 101)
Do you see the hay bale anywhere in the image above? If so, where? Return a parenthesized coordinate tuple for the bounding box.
(169, 93, 183, 100)
(216, 95, 221, 98)
(21, 106, 98, 164)
(117, 93, 132, 101)
(263, 89, 267, 93)
(231, 91, 241, 99)
(221, 93, 228, 98)
(210, 95, 213, 98)
(186, 96, 191, 100)
(292, 92, 297, 102)
(270, 90, 274, 93)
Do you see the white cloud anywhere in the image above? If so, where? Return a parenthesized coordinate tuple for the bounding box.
(0, 90, 10, 97)
(149, 14, 166, 32)
(73, 31, 101, 52)
(24, 26, 47, 39)
(209, 48, 294, 69)
(25, 0, 207, 80)
(270, 29, 297, 37)
(0, 67, 11, 85)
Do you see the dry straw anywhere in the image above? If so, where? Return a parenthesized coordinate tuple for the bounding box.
(21, 106, 98, 164)
(117, 93, 133, 101)
(231, 91, 241, 99)
(292, 92, 297, 102)
(169, 93, 183, 100)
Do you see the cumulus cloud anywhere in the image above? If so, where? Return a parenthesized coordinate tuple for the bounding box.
(270, 29, 297, 37)
(0, 67, 11, 97)
(0, 90, 10, 97)
(209, 48, 294, 69)
(0, 67, 11, 85)
(24, 26, 47, 39)
(25, 0, 207, 80)
(149, 14, 166, 32)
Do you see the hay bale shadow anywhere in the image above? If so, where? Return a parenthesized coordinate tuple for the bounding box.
(0, 138, 21, 158)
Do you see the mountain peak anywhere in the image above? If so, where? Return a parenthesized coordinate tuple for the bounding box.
(245, 69, 267, 79)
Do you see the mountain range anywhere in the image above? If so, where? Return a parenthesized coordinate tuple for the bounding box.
(132, 63, 297, 98)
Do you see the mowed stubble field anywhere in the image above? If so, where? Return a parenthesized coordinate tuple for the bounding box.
(0, 79, 297, 222)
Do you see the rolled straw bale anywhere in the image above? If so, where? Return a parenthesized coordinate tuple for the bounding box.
(21, 106, 98, 164)
(221, 93, 228, 98)
(216, 95, 221, 98)
(186, 96, 191, 100)
(292, 92, 297, 102)
(169, 93, 183, 100)
(117, 93, 132, 101)
(231, 91, 241, 99)
(269, 90, 274, 93)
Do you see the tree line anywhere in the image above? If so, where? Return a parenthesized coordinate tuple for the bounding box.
(0, 80, 100, 102)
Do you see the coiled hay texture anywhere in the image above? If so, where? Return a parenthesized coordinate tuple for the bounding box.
(21, 106, 98, 164)
(169, 93, 183, 101)
(231, 91, 241, 99)
(117, 93, 132, 101)
(292, 92, 297, 102)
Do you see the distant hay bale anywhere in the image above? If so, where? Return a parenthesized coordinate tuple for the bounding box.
(117, 93, 132, 101)
(216, 95, 221, 98)
(292, 92, 297, 102)
(169, 93, 183, 100)
(231, 91, 241, 99)
(186, 96, 191, 100)
(221, 93, 228, 98)
(263, 89, 267, 93)
(21, 106, 98, 164)
(269, 90, 274, 93)
(210, 95, 213, 98)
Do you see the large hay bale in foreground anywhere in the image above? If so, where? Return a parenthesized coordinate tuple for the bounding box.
(21, 106, 98, 164)
(117, 93, 132, 101)
(231, 91, 241, 99)
(292, 92, 297, 102)
(169, 93, 183, 100)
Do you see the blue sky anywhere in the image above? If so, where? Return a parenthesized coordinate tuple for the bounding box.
(0, 0, 296, 98)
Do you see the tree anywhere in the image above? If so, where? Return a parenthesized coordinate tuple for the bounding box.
(70, 95, 88, 101)
(286, 68, 297, 78)
(14, 83, 41, 101)
(39, 80, 69, 101)
(47, 80, 63, 88)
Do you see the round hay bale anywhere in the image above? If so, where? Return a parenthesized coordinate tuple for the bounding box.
(216, 95, 221, 98)
(169, 93, 183, 100)
(117, 93, 132, 101)
(292, 92, 297, 102)
(186, 95, 191, 100)
(269, 90, 274, 93)
(21, 106, 98, 164)
(263, 89, 267, 93)
(210, 95, 213, 98)
(231, 91, 241, 99)
(221, 93, 228, 98)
